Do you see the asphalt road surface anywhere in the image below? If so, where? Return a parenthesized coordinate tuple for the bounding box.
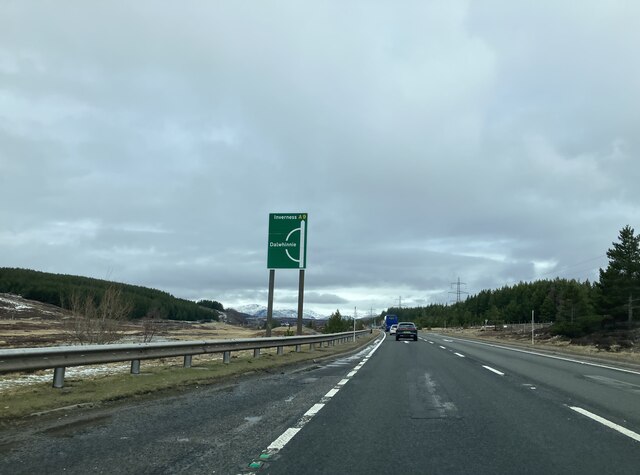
(1, 332, 639, 474)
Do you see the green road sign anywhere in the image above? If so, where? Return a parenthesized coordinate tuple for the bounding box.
(268, 213, 308, 269)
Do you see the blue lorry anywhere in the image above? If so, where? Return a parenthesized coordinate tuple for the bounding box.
(383, 314, 398, 332)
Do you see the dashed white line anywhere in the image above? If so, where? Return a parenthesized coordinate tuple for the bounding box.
(439, 335, 640, 376)
(267, 428, 301, 450)
(570, 406, 640, 443)
(324, 388, 339, 398)
(304, 403, 325, 417)
(454, 352, 465, 358)
(482, 365, 505, 376)
(261, 332, 386, 458)
(439, 345, 446, 349)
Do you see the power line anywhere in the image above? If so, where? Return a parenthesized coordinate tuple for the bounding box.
(449, 277, 468, 304)
(537, 254, 608, 278)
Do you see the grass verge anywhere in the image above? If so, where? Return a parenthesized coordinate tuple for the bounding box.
(0, 333, 378, 425)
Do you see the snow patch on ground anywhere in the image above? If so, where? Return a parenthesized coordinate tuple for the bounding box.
(0, 295, 34, 311)
(0, 363, 131, 392)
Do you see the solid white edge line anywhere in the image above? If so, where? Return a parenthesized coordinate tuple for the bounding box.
(268, 427, 301, 450)
(440, 335, 640, 376)
(482, 365, 505, 376)
(569, 406, 640, 443)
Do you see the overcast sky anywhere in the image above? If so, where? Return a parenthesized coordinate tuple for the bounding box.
(1, 1, 638, 317)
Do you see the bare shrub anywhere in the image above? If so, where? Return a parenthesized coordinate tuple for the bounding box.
(140, 307, 163, 343)
(65, 286, 133, 345)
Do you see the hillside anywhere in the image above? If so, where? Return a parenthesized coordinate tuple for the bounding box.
(0, 293, 320, 348)
(0, 268, 218, 322)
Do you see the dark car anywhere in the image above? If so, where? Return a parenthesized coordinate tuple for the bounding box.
(395, 322, 418, 341)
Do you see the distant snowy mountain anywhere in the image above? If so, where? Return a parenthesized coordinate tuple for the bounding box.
(234, 304, 264, 316)
(233, 304, 326, 320)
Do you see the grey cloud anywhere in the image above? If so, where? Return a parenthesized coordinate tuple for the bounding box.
(1, 1, 638, 316)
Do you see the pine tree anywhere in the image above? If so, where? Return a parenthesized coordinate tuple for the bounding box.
(323, 310, 349, 333)
(597, 225, 640, 323)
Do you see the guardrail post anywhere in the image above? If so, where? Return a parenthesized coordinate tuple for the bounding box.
(131, 359, 140, 375)
(1, 334, 374, 388)
(53, 367, 65, 388)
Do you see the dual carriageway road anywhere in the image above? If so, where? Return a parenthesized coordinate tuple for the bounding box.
(1, 331, 638, 474)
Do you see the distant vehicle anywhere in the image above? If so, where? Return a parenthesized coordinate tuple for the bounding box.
(383, 314, 398, 332)
(395, 322, 418, 341)
(389, 324, 398, 335)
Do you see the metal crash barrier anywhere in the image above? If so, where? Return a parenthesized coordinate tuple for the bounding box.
(0, 330, 372, 388)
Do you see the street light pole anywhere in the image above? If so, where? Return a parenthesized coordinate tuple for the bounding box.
(531, 310, 535, 345)
(353, 307, 357, 342)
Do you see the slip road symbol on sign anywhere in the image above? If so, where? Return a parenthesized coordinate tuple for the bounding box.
(267, 213, 308, 269)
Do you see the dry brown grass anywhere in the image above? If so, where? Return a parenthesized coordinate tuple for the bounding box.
(0, 293, 319, 348)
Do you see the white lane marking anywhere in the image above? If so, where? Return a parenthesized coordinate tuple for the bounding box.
(347, 371, 357, 378)
(569, 406, 640, 443)
(454, 352, 465, 358)
(304, 403, 325, 417)
(263, 333, 386, 456)
(439, 335, 640, 376)
(483, 365, 505, 376)
(268, 428, 301, 450)
(439, 345, 446, 349)
(404, 341, 409, 344)
(428, 341, 434, 344)
(324, 388, 339, 398)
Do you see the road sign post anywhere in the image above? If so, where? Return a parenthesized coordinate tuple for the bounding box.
(267, 213, 308, 335)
